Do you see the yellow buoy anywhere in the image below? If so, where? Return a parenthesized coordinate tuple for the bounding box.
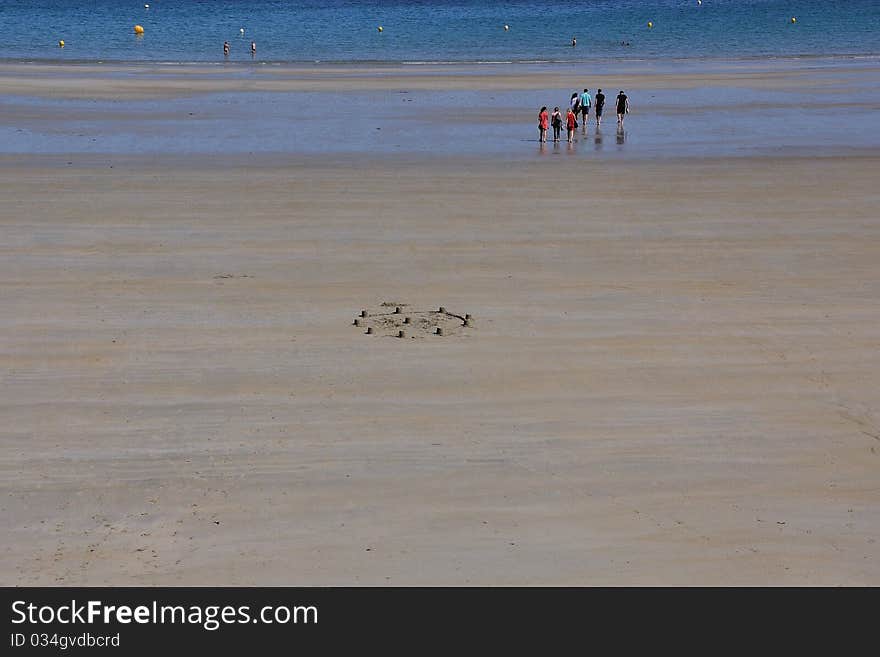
(134, 25, 144, 35)
(377, 26, 383, 32)
(647, 21, 654, 29)
(58, 40, 65, 48)
(790, 17, 797, 24)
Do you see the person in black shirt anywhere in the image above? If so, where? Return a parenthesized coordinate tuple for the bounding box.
(616, 90, 629, 127)
(550, 107, 562, 142)
(595, 89, 606, 127)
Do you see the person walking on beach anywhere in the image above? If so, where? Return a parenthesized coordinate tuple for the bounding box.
(538, 106, 549, 143)
(579, 88, 591, 132)
(223, 41, 230, 57)
(595, 89, 606, 127)
(569, 92, 580, 118)
(616, 90, 629, 126)
(566, 107, 577, 143)
(550, 107, 562, 142)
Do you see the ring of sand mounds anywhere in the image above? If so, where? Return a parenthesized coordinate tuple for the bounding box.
(352, 302, 473, 339)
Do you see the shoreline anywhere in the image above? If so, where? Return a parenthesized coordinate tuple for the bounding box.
(2, 54, 879, 79)
(3, 51, 879, 68)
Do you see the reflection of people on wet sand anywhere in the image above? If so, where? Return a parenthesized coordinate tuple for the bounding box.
(616, 125, 626, 146)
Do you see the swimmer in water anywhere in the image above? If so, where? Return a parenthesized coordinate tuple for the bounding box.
(571, 36, 577, 47)
(250, 41, 256, 56)
(223, 41, 230, 57)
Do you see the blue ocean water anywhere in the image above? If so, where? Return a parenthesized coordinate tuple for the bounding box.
(0, 0, 878, 64)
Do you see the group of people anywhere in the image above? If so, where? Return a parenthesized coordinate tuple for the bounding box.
(223, 40, 257, 57)
(538, 89, 630, 144)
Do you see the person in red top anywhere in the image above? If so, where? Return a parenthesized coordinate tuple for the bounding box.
(538, 106, 549, 143)
(566, 107, 577, 143)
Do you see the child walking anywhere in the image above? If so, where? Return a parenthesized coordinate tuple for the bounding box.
(566, 107, 577, 143)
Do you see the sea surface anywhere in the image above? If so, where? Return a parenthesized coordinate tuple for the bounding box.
(1, 0, 879, 64)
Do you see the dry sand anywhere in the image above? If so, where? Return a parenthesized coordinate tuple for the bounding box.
(1, 67, 879, 585)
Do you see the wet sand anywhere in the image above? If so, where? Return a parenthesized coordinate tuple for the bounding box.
(2, 58, 878, 97)
(1, 63, 879, 585)
(2, 59, 880, 158)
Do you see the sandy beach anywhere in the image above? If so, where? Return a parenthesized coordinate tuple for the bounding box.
(1, 61, 878, 585)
